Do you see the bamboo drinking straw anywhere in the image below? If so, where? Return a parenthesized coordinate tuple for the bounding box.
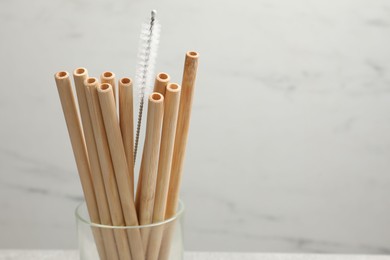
(97, 83, 145, 260)
(73, 69, 119, 260)
(153, 73, 170, 96)
(135, 92, 164, 244)
(159, 51, 199, 260)
(146, 83, 181, 260)
(100, 71, 116, 104)
(118, 77, 134, 196)
(135, 73, 169, 212)
(165, 51, 199, 218)
(54, 71, 107, 260)
(84, 78, 132, 260)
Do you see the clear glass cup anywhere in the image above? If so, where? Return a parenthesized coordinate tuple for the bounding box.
(75, 201, 185, 260)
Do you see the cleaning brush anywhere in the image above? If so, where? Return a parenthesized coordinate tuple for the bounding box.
(134, 10, 161, 164)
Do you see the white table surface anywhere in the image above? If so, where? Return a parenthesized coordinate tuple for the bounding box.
(0, 251, 389, 260)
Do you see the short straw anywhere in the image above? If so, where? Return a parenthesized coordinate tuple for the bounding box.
(165, 51, 199, 219)
(159, 51, 199, 260)
(135, 92, 164, 245)
(73, 69, 119, 260)
(54, 71, 107, 260)
(153, 84, 181, 223)
(100, 71, 116, 104)
(153, 72, 170, 96)
(135, 73, 169, 212)
(118, 77, 135, 196)
(147, 83, 181, 260)
(84, 78, 132, 260)
(97, 83, 145, 260)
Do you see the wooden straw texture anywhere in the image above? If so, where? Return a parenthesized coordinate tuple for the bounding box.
(135, 92, 164, 244)
(135, 164, 143, 214)
(147, 83, 181, 260)
(153, 72, 170, 96)
(165, 51, 199, 219)
(119, 77, 134, 196)
(84, 78, 132, 260)
(97, 83, 145, 260)
(73, 69, 119, 260)
(54, 71, 107, 260)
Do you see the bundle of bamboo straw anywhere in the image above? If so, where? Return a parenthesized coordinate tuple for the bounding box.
(54, 51, 199, 260)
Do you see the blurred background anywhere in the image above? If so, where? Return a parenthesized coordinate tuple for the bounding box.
(0, 0, 390, 254)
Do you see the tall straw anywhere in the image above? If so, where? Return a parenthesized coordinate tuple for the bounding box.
(54, 71, 107, 260)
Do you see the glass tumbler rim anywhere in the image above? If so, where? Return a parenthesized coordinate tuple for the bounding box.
(75, 199, 185, 229)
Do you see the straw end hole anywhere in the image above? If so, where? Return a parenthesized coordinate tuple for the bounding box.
(86, 78, 96, 84)
(187, 51, 199, 58)
(102, 71, 114, 78)
(151, 93, 163, 101)
(120, 78, 132, 85)
(167, 83, 180, 92)
(56, 71, 68, 78)
(99, 83, 111, 91)
(74, 68, 86, 76)
(158, 73, 169, 81)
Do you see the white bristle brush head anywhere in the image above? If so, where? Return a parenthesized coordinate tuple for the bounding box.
(135, 14, 161, 98)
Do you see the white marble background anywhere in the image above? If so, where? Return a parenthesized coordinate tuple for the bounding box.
(0, 0, 389, 254)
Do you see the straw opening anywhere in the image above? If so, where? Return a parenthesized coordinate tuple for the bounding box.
(99, 83, 111, 91)
(158, 73, 169, 80)
(121, 78, 131, 84)
(75, 68, 86, 75)
(87, 78, 96, 84)
(188, 51, 198, 57)
(103, 71, 113, 78)
(56, 71, 67, 78)
(168, 83, 180, 91)
(151, 93, 162, 101)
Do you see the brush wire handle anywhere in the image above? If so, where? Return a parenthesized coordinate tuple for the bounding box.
(134, 10, 161, 164)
